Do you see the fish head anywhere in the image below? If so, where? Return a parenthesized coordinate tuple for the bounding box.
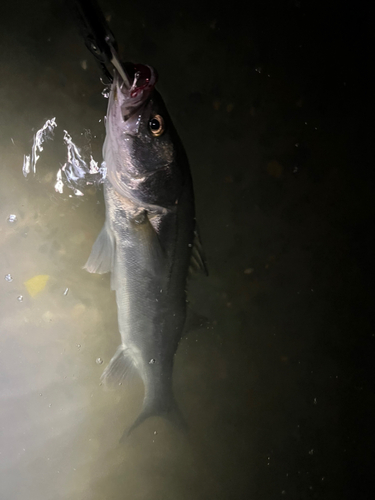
(105, 64, 187, 207)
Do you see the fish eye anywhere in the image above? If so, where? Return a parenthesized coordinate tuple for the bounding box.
(149, 115, 164, 136)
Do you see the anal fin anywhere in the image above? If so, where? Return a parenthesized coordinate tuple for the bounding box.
(185, 308, 210, 332)
(100, 345, 135, 389)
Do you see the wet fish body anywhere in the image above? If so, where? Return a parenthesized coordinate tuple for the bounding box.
(85, 65, 206, 436)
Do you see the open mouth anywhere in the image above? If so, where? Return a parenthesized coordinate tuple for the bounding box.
(124, 63, 157, 98)
(116, 63, 158, 120)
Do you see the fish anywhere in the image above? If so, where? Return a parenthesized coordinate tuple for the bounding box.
(84, 63, 207, 439)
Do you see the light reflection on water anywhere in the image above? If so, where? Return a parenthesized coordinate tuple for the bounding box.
(23, 117, 106, 196)
(0, 13, 214, 500)
(1, 160, 198, 497)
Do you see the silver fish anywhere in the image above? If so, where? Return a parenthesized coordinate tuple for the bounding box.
(84, 64, 207, 438)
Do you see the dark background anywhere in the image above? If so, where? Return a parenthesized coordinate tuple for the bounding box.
(0, 0, 373, 498)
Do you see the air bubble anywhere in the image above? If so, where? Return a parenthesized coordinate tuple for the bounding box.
(96, 358, 103, 365)
(5, 274, 13, 282)
(8, 214, 17, 223)
(17, 295, 23, 302)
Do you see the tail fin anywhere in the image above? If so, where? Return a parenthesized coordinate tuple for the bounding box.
(100, 346, 187, 441)
(120, 395, 187, 442)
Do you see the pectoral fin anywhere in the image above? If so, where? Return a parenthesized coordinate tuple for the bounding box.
(83, 224, 115, 274)
(131, 210, 166, 275)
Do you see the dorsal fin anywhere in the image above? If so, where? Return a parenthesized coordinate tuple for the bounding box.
(189, 225, 208, 276)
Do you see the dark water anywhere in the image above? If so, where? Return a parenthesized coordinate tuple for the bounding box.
(0, 1, 372, 498)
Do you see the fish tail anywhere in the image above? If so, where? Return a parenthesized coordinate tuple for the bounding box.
(101, 348, 187, 440)
(120, 394, 187, 442)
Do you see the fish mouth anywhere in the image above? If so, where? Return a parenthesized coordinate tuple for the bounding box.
(111, 63, 158, 123)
